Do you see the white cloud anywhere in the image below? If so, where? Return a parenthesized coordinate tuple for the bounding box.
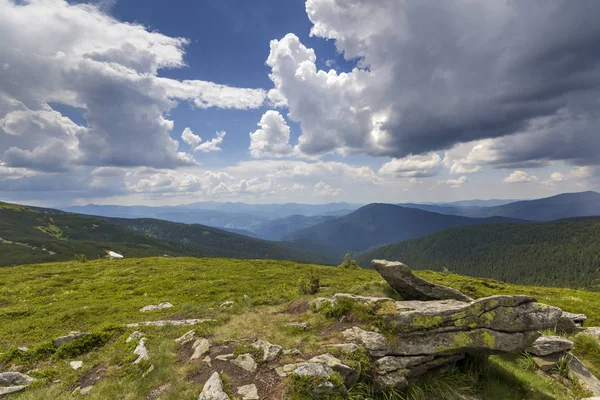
(379, 153, 442, 178)
(443, 176, 468, 188)
(313, 181, 342, 197)
(550, 172, 567, 183)
(194, 131, 226, 153)
(181, 127, 202, 147)
(0, 0, 264, 173)
(249, 110, 294, 158)
(504, 171, 539, 184)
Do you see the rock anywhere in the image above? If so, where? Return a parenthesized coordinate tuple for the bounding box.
(375, 355, 434, 373)
(140, 302, 174, 312)
(325, 343, 360, 353)
(203, 356, 212, 366)
(531, 354, 561, 372)
(293, 363, 330, 379)
(0, 372, 34, 396)
(55, 331, 87, 347)
(133, 337, 149, 364)
(312, 381, 336, 394)
(220, 301, 234, 308)
(80, 386, 94, 395)
(332, 293, 397, 305)
(567, 353, 600, 396)
(231, 354, 258, 372)
(372, 259, 472, 302)
(526, 336, 574, 356)
(215, 353, 234, 361)
(275, 367, 287, 377)
(343, 326, 540, 357)
(309, 297, 331, 310)
(190, 338, 211, 360)
(309, 353, 359, 386)
(582, 327, 600, 340)
(126, 331, 144, 343)
(283, 349, 301, 356)
(564, 311, 587, 326)
(125, 318, 215, 327)
(556, 312, 587, 334)
(175, 330, 197, 345)
(375, 370, 408, 390)
(252, 340, 282, 362)
(374, 355, 464, 390)
(17, 347, 28, 352)
(237, 384, 259, 400)
(285, 322, 308, 330)
(283, 363, 307, 373)
(142, 364, 155, 377)
(198, 372, 229, 400)
(70, 361, 83, 370)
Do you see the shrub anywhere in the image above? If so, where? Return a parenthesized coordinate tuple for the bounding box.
(339, 254, 361, 270)
(299, 269, 320, 295)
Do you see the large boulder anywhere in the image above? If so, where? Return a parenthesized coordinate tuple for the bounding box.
(372, 260, 472, 302)
(556, 311, 587, 334)
(526, 336, 574, 356)
(0, 372, 34, 396)
(374, 354, 464, 390)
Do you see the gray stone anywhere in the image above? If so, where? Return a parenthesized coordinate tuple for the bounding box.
(220, 301, 234, 308)
(126, 331, 144, 343)
(309, 297, 331, 310)
(70, 361, 83, 370)
(55, 331, 87, 348)
(275, 367, 287, 377)
(375, 355, 434, 373)
(309, 353, 359, 386)
(563, 311, 587, 326)
(332, 293, 397, 305)
(283, 349, 301, 356)
(567, 353, 600, 396)
(231, 354, 257, 372)
(312, 381, 336, 394)
(293, 363, 330, 379)
(80, 386, 94, 395)
(175, 330, 196, 345)
(531, 354, 561, 372)
(140, 302, 173, 312)
(237, 384, 259, 400)
(125, 318, 215, 327)
(374, 355, 464, 390)
(190, 338, 211, 360)
(0, 372, 34, 397)
(133, 337, 149, 364)
(203, 356, 212, 366)
(325, 343, 360, 353)
(342, 327, 389, 355)
(198, 372, 229, 400)
(215, 353, 234, 361)
(582, 327, 600, 340)
(372, 259, 472, 301)
(526, 335, 574, 356)
(252, 339, 282, 362)
(285, 322, 308, 330)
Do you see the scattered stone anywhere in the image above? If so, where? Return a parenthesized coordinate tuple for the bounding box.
(175, 330, 197, 345)
(80, 386, 94, 395)
(252, 340, 282, 362)
(17, 347, 28, 352)
(133, 338, 149, 364)
(372, 259, 473, 301)
(126, 331, 144, 343)
(581, 327, 600, 340)
(190, 338, 211, 360)
(140, 302, 174, 312)
(375, 355, 434, 373)
(125, 318, 215, 328)
(342, 327, 389, 355)
(70, 361, 83, 370)
(531, 354, 561, 372)
(309, 298, 331, 310)
(220, 301, 234, 308)
(285, 322, 308, 330)
(142, 365, 155, 378)
(203, 356, 212, 366)
(198, 372, 229, 400)
(275, 367, 286, 377)
(231, 354, 258, 373)
(325, 343, 360, 353)
(0, 372, 34, 396)
(567, 353, 600, 396)
(55, 331, 87, 348)
(293, 363, 330, 379)
(283, 349, 301, 356)
(309, 353, 359, 386)
(237, 384, 259, 400)
(215, 353, 234, 361)
(526, 336, 574, 356)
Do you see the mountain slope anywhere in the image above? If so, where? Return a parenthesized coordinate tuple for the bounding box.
(248, 214, 337, 240)
(285, 203, 526, 254)
(357, 217, 600, 289)
(0, 202, 333, 266)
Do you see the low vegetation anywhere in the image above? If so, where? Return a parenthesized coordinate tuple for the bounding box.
(1, 257, 600, 399)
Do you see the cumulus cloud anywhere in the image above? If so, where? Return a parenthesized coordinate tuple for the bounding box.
(379, 153, 442, 178)
(181, 128, 202, 147)
(0, 0, 264, 173)
(194, 131, 226, 153)
(504, 171, 539, 184)
(249, 110, 294, 158)
(265, 0, 600, 167)
(443, 176, 468, 188)
(313, 181, 342, 197)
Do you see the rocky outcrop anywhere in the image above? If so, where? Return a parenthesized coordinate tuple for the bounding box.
(372, 260, 472, 301)
(231, 354, 258, 372)
(140, 302, 173, 312)
(252, 340, 282, 362)
(526, 336, 574, 356)
(125, 318, 214, 327)
(0, 372, 34, 397)
(566, 353, 600, 396)
(55, 331, 88, 347)
(556, 311, 587, 334)
(198, 372, 229, 400)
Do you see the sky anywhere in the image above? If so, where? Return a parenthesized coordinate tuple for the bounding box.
(0, 0, 599, 206)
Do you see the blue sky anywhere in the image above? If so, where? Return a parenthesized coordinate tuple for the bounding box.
(0, 0, 599, 206)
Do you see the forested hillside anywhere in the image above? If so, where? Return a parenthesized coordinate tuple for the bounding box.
(357, 217, 600, 289)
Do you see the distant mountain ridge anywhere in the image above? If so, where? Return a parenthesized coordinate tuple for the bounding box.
(284, 203, 527, 254)
(356, 216, 600, 289)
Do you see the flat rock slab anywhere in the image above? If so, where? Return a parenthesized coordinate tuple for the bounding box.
(567, 353, 600, 396)
(140, 302, 173, 312)
(198, 372, 229, 400)
(190, 338, 211, 360)
(125, 319, 214, 327)
(133, 338, 149, 364)
(237, 384, 259, 400)
(0, 371, 34, 397)
(252, 340, 282, 362)
(231, 354, 257, 373)
(372, 259, 472, 302)
(526, 336, 574, 356)
(55, 331, 88, 348)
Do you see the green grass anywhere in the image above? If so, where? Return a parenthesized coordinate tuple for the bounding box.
(1, 257, 600, 399)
